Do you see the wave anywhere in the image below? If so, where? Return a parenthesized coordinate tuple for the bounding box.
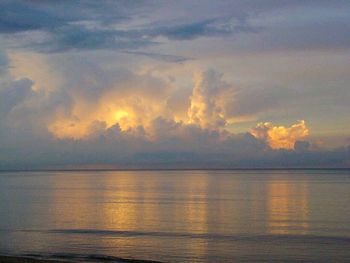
(1, 253, 163, 263)
(27, 228, 350, 244)
(26, 253, 162, 262)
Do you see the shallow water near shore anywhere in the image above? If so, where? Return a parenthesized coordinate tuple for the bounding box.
(1, 170, 350, 262)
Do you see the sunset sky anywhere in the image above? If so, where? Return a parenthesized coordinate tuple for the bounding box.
(0, 0, 349, 169)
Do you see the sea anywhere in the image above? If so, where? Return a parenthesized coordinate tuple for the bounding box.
(0, 170, 350, 262)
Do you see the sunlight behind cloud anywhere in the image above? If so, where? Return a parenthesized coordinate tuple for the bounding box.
(113, 110, 134, 131)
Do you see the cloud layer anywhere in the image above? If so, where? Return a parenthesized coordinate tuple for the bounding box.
(0, 1, 350, 169)
(1, 57, 349, 169)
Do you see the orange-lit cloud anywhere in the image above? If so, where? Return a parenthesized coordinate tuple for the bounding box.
(46, 67, 311, 150)
(2, 51, 312, 151)
(46, 69, 175, 139)
(251, 120, 309, 149)
(188, 71, 226, 128)
(46, 70, 238, 140)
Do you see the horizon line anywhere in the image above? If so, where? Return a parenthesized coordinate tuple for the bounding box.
(1, 167, 350, 172)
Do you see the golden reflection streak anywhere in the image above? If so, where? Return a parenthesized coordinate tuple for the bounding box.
(175, 173, 209, 259)
(49, 171, 213, 260)
(99, 172, 139, 231)
(267, 180, 309, 234)
(92, 172, 141, 254)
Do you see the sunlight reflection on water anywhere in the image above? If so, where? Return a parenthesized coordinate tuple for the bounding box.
(1, 170, 350, 262)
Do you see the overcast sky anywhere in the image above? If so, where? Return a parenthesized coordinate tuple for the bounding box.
(0, 0, 349, 169)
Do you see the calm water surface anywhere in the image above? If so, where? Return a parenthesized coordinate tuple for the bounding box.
(0, 170, 350, 262)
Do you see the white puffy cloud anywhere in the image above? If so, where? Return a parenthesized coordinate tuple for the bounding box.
(188, 70, 234, 128)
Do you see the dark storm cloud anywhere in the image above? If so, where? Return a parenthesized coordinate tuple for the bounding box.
(0, 1, 64, 33)
(144, 17, 258, 40)
(0, 0, 257, 54)
(0, 50, 9, 74)
(1, 0, 349, 55)
(0, 0, 138, 33)
(0, 0, 152, 53)
(31, 26, 155, 53)
(124, 51, 191, 63)
(0, 78, 33, 116)
(31, 17, 256, 53)
(0, 120, 349, 169)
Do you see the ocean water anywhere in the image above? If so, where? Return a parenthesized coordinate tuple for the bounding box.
(0, 170, 350, 262)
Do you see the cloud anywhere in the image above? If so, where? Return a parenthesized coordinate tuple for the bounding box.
(0, 78, 33, 115)
(0, 52, 344, 170)
(0, 0, 134, 34)
(145, 17, 258, 40)
(27, 17, 256, 53)
(2, 60, 347, 170)
(123, 51, 192, 63)
(0, 0, 64, 33)
(0, 1, 258, 54)
(253, 5, 350, 51)
(47, 70, 173, 139)
(188, 70, 235, 128)
(1, 0, 349, 59)
(251, 120, 309, 149)
(1, 116, 349, 169)
(31, 27, 155, 53)
(0, 49, 9, 74)
(0, 0, 150, 53)
(225, 85, 299, 117)
(40, 68, 238, 139)
(294, 140, 310, 152)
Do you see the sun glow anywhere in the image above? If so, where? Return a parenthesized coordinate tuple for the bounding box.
(111, 109, 135, 131)
(114, 110, 129, 121)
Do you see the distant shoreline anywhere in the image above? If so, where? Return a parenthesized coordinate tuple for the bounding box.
(0, 255, 71, 263)
(0, 255, 163, 263)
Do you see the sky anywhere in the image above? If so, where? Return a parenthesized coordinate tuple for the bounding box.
(0, 0, 349, 169)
